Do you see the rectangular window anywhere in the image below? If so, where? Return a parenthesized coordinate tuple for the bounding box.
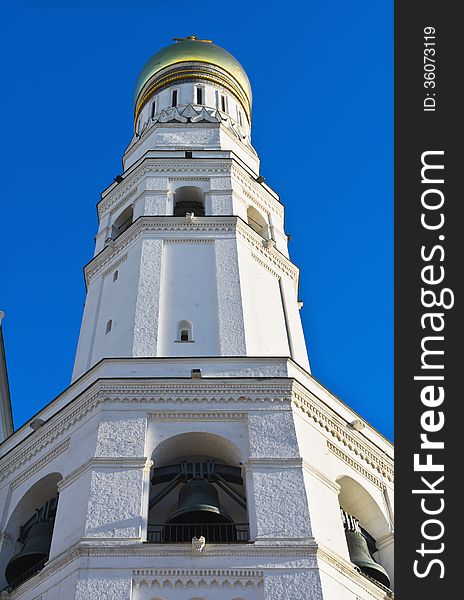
(172, 90, 178, 107)
(221, 94, 227, 112)
(196, 87, 203, 105)
(237, 107, 243, 126)
(151, 100, 156, 118)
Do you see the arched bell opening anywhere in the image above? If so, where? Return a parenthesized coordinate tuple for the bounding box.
(337, 476, 393, 590)
(111, 205, 134, 239)
(246, 206, 268, 239)
(148, 433, 248, 544)
(173, 186, 205, 217)
(0, 473, 62, 592)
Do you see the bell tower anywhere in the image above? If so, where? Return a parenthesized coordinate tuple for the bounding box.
(0, 37, 394, 600)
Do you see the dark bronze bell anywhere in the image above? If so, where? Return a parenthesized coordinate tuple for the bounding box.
(167, 479, 232, 524)
(345, 529, 391, 588)
(5, 520, 54, 584)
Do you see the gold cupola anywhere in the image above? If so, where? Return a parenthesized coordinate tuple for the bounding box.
(134, 36, 252, 126)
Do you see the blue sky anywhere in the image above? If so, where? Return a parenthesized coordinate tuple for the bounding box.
(0, 1, 393, 440)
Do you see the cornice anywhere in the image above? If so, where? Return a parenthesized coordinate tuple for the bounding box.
(100, 253, 128, 279)
(327, 442, 385, 490)
(236, 220, 299, 282)
(99, 160, 232, 218)
(132, 567, 263, 590)
(6, 541, 391, 600)
(0, 389, 101, 483)
(85, 215, 299, 286)
(316, 544, 393, 599)
(291, 383, 394, 483)
(10, 438, 70, 490)
(0, 379, 294, 482)
(85, 216, 236, 283)
(231, 164, 283, 218)
(148, 411, 247, 421)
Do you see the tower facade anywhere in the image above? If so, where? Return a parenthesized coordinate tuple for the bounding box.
(0, 38, 394, 600)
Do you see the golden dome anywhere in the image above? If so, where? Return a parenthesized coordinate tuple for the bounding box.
(134, 36, 252, 123)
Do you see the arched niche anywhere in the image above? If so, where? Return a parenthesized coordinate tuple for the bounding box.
(112, 205, 134, 239)
(148, 433, 247, 541)
(173, 186, 205, 217)
(337, 475, 393, 588)
(0, 472, 62, 589)
(153, 432, 243, 467)
(246, 206, 268, 238)
(337, 476, 390, 543)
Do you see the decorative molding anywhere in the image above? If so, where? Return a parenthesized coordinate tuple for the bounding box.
(10, 438, 70, 489)
(0, 380, 293, 482)
(101, 253, 128, 279)
(251, 252, 282, 280)
(134, 65, 251, 125)
(86, 216, 237, 283)
(132, 567, 263, 591)
(236, 220, 299, 283)
(148, 411, 247, 421)
(316, 545, 393, 599)
(327, 442, 385, 489)
(162, 238, 213, 244)
(99, 160, 232, 218)
(132, 103, 251, 152)
(231, 164, 283, 218)
(291, 384, 394, 482)
(108, 187, 138, 218)
(0, 390, 101, 483)
(99, 185, 139, 220)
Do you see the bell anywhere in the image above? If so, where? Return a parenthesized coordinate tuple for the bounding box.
(5, 520, 54, 585)
(167, 479, 232, 524)
(164, 479, 234, 543)
(345, 529, 391, 588)
(167, 479, 232, 523)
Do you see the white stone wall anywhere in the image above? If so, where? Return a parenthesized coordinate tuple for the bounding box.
(0, 374, 393, 599)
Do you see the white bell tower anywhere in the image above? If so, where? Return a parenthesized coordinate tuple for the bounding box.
(72, 35, 309, 380)
(0, 37, 394, 600)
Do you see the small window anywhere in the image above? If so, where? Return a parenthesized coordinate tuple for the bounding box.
(196, 87, 203, 105)
(177, 320, 193, 342)
(172, 89, 178, 107)
(220, 94, 227, 112)
(105, 320, 112, 334)
(151, 100, 156, 118)
(113, 270, 118, 282)
(237, 108, 243, 127)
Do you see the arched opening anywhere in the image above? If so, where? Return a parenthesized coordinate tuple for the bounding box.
(173, 186, 205, 217)
(111, 205, 133, 239)
(148, 433, 248, 544)
(1, 473, 62, 591)
(112, 270, 118, 282)
(246, 206, 268, 239)
(337, 476, 392, 589)
(105, 320, 112, 334)
(177, 320, 193, 342)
